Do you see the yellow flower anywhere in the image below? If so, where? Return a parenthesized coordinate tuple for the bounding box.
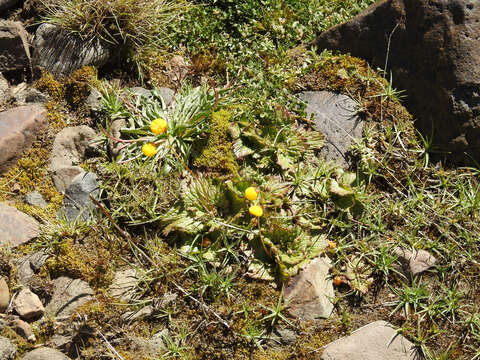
(245, 187, 258, 201)
(249, 205, 263, 217)
(142, 143, 156, 157)
(150, 118, 167, 135)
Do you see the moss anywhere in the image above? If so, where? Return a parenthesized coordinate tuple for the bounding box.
(34, 70, 64, 100)
(64, 66, 99, 108)
(42, 235, 115, 289)
(194, 109, 239, 176)
(0, 327, 34, 356)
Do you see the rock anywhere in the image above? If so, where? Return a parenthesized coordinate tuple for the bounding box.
(21, 347, 70, 360)
(284, 257, 334, 320)
(0, 21, 31, 72)
(0, 104, 48, 174)
(33, 23, 112, 78)
(122, 305, 154, 323)
(0, 73, 10, 107)
(0, 336, 16, 359)
(312, 0, 480, 163)
(24, 191, 48, 208)
(267, 328, 297, 347)
(14, 88, 50, 105)
(9, 318, 35, 342)
(0, 203, 40, 248)
(46, 276, 94, 318)
(0, 0, 21, 13)
(60, 172, 100, 222)
(13, 288, 45, 320)
(109, 118, 127, 157)
(157, 87, 175, 106)
(393, 247, 436, 276)
(128, 329, 169, 358)
(108, 268, 138, 302)
(84, 88, 103, 113)
(130, 87, 152, 99)
(0, 278, 9, 313)
(297, 91, 362, 168)
(320, 320, 418, 360)
(49, 125, 96, 192)
(15, 251, 49, 286)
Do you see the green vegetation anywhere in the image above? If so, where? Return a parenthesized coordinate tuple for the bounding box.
(3, 0, 480, 359)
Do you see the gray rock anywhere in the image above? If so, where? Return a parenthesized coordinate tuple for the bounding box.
(33, 23, 112, 78)
(15, 251, 49, 286)
(267, 328, 297, 347)
(393, 247, 436, 276)
(24, 191, 48, 208)
(0, 0, 21, 12)
(0, 278, 9, 313)
(284, 256, 334, 320)
(122, 305, 154, 323)
(109, 118, 127, 157)
(108, 268, 138, 302)
(0, 104, 48, 174)
(130, 87, 152, 99)
(0, 21, 31, 72)
(0, 336, 16, 360)
(14, 88, 50, 105)
(0, 203, 40, 248)
(0, 73, 10, 108)
(84, 88, 102, 113)
(13, 288, 45, 320)
(320, 320, 418, 360)
(297, 91, 362, 168)
(46, 276, 94, 318)
(60, 172, 100, 222)
(128, 329, 169, 357)
(9, 318, 35, 342)
(156, 87, 175, 106)
(49, 125, 96, 192)
(21, 347, 70, 360)
(313, 0, 480, 164)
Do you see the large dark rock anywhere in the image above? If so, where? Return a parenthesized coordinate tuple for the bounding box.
(313, 0, 480, 163)
(33, 23, 113, 78)
(0, 0, 22, 13)
(0, 21, 31, 73)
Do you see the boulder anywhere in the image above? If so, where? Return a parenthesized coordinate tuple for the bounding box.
(297, 91, 363, 168)
(33, 23, 113, 78)
(0, 336, 16, 360)
(393, 247, 436, 276)
(0, 104, 48, 174)
(15, 251, 49, 286)
(320, 320, 418, 360)
(0, 203, 40, 248)
(284, 257, 334, 320)
(313, 0, 480, 163)
(0, 20, 31, 72)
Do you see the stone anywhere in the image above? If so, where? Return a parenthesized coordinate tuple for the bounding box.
(284, 257, 334, 320)
(0, 203, 40, 248)
(297, 91, 362, 168)
(14, 88, 50, 105)
(393, 247, 436, 276)
(108, 268, 138, 302)
(84, 88, 103, 113)
(60, 172, 100, 222)
(157, 87, 175, 106)
(0, 104, 47, 174)
(24, 191, 48, 208)
(267, 328, 297, 347)
(46, 276, 94, 319)
(9, 318, 35, 342)
(0, 336, 16, 359)
(109, 118, 127, 157)
(21, 347, 70, 360)
(33, 23, 112, 78)
(320, 320, 418, 360)
(15, 251, 49, 286)
(0, 278, 9, 313)
(0, 73, 10, 108)
(130, 87, 152, 99)
(0, 21, 31, 72)
(122, 305, 154, 323)
(312, 0, 480, 163)
(0, 0, 21, 13)
(49, 125, 96, 192)
(128, 329, 169, 358)
(13, 288, 45, 320)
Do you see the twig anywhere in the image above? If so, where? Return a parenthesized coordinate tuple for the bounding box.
(98, 330, 125, 360)
(89, 195, 132, 241)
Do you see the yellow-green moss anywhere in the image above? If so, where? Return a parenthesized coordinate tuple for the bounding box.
(194, 109, 239, 176)
(34, 70, 64, 100)
(64, 66, 99, 108)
